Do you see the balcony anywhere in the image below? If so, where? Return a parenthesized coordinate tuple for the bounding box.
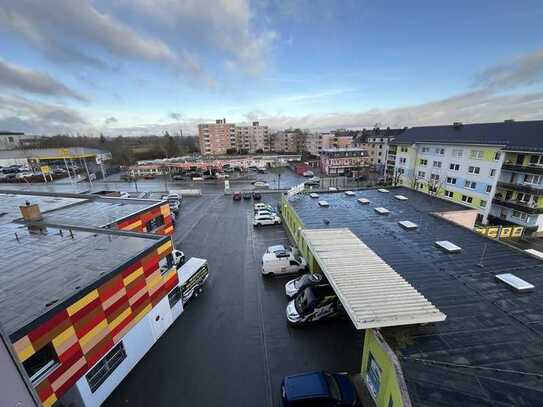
(502, 163, 543, 175)
(497, 181, 543, 195)
(492, 197, 543, 214)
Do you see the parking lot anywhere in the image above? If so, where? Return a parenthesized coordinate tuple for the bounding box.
(104, 194, 362, 407)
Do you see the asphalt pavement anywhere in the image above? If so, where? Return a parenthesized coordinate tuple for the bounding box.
(103, 194, 363, 407)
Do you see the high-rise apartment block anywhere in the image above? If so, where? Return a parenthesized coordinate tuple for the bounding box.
(198, 119, 269, 155)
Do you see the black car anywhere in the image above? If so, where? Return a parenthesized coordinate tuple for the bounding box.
(285, 273, 327, 298)
(286, 285, 345, 325)
(252, 192, 262, 200)
(173, 174, 186, 180)
(243, 192, 252, 200)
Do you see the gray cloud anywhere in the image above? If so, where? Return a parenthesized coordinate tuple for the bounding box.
(0, 0, 210, 84)
(168, 112, 183, 121)
(104, 116, 118, 125)
(0, 58, 87, 101)
(473, 48, 543, 91)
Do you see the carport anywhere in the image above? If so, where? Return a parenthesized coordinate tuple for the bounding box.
(300, 228, 446, 329)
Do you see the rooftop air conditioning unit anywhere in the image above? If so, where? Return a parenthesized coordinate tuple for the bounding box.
(374, 207, 390, 215)
(435, 240, 462, 253)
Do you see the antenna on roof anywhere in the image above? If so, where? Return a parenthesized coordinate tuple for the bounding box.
(477, 243, 487, 268)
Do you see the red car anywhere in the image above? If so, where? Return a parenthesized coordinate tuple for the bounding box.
(233, 192, 242, 201)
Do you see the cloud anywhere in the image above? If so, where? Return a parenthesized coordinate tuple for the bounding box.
(126, 0, 278, 76)
(104, 116, 118, 125)
(473, 48, 543, 91)
(168, 112, 183, 121)
(0, 58, 87, 101)
(0, 0, 209, 84)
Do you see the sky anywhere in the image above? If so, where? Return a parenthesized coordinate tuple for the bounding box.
(1, 0, 543, 136)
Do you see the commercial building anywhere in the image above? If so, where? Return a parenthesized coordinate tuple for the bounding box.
(198, 119, 270, 155)
(319, 148, 369, 176)
(281, 187, 543, 407)
(0, 131, 41, 150)
(0, 191, 180, 406)
(391, 120, 543, 233)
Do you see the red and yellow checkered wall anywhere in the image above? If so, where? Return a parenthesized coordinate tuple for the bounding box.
(116, 203, 174, 236)
(11, 239, 178, 407)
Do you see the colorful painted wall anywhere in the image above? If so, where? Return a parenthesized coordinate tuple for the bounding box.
(115, 203, 174, 236)
(11, 239, 178, 407)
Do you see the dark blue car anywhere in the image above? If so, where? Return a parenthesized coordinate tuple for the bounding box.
(281, 371, 359, 406)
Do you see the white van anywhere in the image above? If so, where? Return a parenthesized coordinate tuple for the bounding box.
(177, 257, 209, 304)
(262, 250, 307, 276)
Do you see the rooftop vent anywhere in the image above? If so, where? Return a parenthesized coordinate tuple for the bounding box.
(318, 201, 329, 207)
(377, 188, 389, 193)
(453, 122, 463, 129)
(344, 191, 355, 196)
(357, 198, 370, 205)
(310, 193, 319, 199)
(435, 240, 462, 253)
(524, 248, 543, 260)
(399, 220, 418, 230)
(394, 195, 408, 201)
(374, 207, 390, 215)
(495, 273, 534, 292)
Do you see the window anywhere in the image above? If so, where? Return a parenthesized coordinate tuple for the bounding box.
(468, 166, 480, 174)
(435, 147, 445, 155)
(86, 342, 127, 393)
(168, 286, 182, 308)
(449, 163, 460, 171)
(490, 169, 496, 176)
(511, 210, 530, 221)
(366, 353, 381, 398)
(8, 136, 14, 142)
(419, 159, 428, 166)
(417, 171, 426, 177)
(421, 147, 430, 153)
(529, 155, 543, 165)
(444, 190, 454, 198)
(524, 174, 542, 185)
(430, 173, 440, 181)
(452, 149, 463, 157)
(145, 215, 165, 232)
(470, 150, 483, 159)
(494, 151, 501, 161)
(512, 210, 521, 218)
(399, 157, 406, 164)
(480, 200, 487, 208)
(464, 180, 476, 189)
(446, 177, 456, 185)
(461, 195, 473, 203)
(486, 185, 492, 193)
(400, 147, 408, 153)
(517, 193, 531, 203)
(397, 168, 405, 175)
(433, 161, 442, 168)
(23, 343, 59, 384)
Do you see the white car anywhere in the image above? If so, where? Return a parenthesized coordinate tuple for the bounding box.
(256, 209, 277, 217)
(254, 213, 281, 227)
(266, 244, 293, 254)
(16, 172, 33, 179)
(253, 181, 269, 188)
(262, 251, 307, 275)
(254, 203, 273, 212)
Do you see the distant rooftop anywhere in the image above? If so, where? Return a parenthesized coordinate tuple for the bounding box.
(289, 187, 543, 406)
(393, 120, 543, 152)
(0, 147, 109, 160)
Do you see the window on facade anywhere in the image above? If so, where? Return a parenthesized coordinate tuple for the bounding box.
(366, 353, 381, 398)
(145, 215, 165, 232)
(494, 151, 501, 161)
(400, 147, 408, 152)
(421, 147, 429, 153)
(446, 177, 456, 185)
(490, 169, 496, 176)
(449, 163, 460, 171)
(399, 157, 406, 164)
(417, 171, 426, 178)
(486, 185, 492, 193)
(523, 174, 542, 185)
(453, 149, 463, 157)
(433, 161, 442, 168)
(168, 286, 182, 308)
(517, 193, 532, 203)
(470, 150, 483, 159)
(444, 190, 454, 198)
(461, 195, 473, 203)
(430, 173, 440, 181)
(529, 155, 543, 165)
(435, 147, 445, 155)
(397, 168, 405, 175)
(468, 166, 480, 174)
(419, 159, 427, 166)
(23, 343, 59, 384)
(480, 200, 487, 208)
(464, 180, 476, 189)
(86, 342, 127, 393)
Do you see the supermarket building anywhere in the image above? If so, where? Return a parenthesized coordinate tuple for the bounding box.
(282, 187, 543, 406)
(0, 191, 182, 406)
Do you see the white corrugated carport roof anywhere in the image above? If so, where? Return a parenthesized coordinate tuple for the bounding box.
(301, 228, 446, 330)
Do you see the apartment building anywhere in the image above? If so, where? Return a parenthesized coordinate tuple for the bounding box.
(271, 131, 302, 153)
(198, 119, 270, 155)
(392, 120, 543, 233)
(355, 128, 406, 172)
(319, 148, 369, 176)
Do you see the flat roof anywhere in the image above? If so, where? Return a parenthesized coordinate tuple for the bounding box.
(301, 228, 446, 329)
(0, 222, 164, 339)
(289, 187, 543, 405)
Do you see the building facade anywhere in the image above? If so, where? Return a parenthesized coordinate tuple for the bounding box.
(236, 122, 270, 153)
(198, 119, 270, 155)
(391, 120, 543, 233)
(319, 148, 369, 176)
(0, 132, 41, 150)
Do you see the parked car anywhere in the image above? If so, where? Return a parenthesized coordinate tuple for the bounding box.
(302, 170, 315, 177)
(243, 191, 252, 200)
(262, 250, 306, 275)
(266, 244, 294, 255)
(253, 181, 269, 188)
(16, 171, 33, 179)
(233, 192, 242, 201)
(286, 285, 344, 325)
(143, 174, 156, 179)
(281, 371, 359, 407)
(285, 273, 327, 298)
(254, 213, 282, 227)
(254, 203, 273, 212)
(256, 210, 277, 218)
(178, 257, 209, 304)
(252, 192, 262, 200)
(304, 177, 320, 186)
(172, 174, 185, 180)
(172, 249, 186, 268)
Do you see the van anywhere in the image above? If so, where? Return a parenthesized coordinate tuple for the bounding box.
(178, 257, 209, 304)
(262, 250, 307, 276)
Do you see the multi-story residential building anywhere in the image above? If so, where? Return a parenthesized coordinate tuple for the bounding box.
(235, 121, 270, 153)
(391, 120, 543, 234)
(355, 128, 406, 173)
(198, 119, 236, 155)
(271, 131, 301, 153)
(319, 148, 369, 176)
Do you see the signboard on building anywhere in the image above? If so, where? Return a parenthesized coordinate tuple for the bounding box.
(40, 165, 50, 175)
(58, 148, 70, 157)
(474, 225, 524, 239)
